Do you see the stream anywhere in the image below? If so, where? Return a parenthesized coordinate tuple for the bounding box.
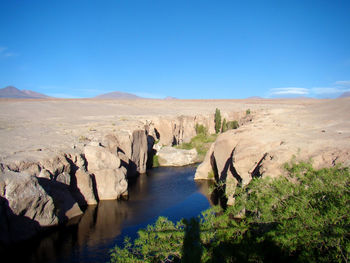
(7, 165, 215, 263)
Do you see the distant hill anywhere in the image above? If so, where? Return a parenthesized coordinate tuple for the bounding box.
(338, 91, 350, 98)
(246, 96, 263, 99)
(0, 86, 50, 98)
(164, 96, 178, 100)
(94, 91, 142, 99)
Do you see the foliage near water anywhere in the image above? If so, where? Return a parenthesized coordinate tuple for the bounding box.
(152, 154, 159, 167)
(110, 162, 350, 262)
(176, 133, 217, 161)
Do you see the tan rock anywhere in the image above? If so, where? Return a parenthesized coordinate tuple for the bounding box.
(131, 129, 148, 174)
(84, 145, 121, 171)
(0, 171, 59, 243)
(194, 143, 215, 180)
(40, 155, 71, 177)
(92, 169, 127, 200)
(195, 99, 350, 205)
(72, 169, 97, 205)
(157, 146, 198, 166)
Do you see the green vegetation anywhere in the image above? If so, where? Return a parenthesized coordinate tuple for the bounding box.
(222, 120, 239, 132)
(176, 133, 217, 161)
(246, 108, 251, 115)
(214, 108, 221, 134)
(152, 154, 159, 168)
(110, 161, 350, 262)
(221, 118, 227, 132)
(195, 123, 208, 135)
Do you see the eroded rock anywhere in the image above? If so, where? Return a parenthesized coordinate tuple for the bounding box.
(84, 145, 127, 200)
(157, 146, 198, 166)
(0, 171, 58, 244)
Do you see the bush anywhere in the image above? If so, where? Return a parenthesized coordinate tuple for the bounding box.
(214, 108, 221, 134)
(246, 108, 251, 115)
(176, 133, 217, 161)
(152, 155, 159, 167)
(195, 124, 207, 135)
(110, 162, 350, 262)
(221, 120, 239, 132)
(226, 120, 239, 130)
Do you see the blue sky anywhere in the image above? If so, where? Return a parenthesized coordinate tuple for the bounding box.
(0, 0, 349, 99)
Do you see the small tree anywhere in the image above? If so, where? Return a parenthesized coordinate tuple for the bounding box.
(214, 108, 221, 134)
(221, 118, 227, 133)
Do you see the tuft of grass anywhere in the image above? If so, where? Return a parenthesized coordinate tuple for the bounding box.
(78, 135, 90, 143)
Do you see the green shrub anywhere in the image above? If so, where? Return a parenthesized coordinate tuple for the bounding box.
(110, 161, 350, 263)
(246, 108, 251, 115)
(226, 120, 239, 130)
(176, 133, 217, 161)
(195, 123, 207, 135)
(152, 155, 159, 167)
(214, 108, 221, 134)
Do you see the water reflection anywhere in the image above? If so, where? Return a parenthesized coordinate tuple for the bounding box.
(5, 165, 214, 263)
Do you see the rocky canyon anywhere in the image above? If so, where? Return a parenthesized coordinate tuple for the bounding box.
(0, 97, 349, 244)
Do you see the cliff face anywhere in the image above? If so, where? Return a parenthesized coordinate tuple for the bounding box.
(195, 99, 350, 205)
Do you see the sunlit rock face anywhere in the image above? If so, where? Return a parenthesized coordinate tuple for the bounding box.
(157, 147, 198, 166)
(196, 100, 350, 205)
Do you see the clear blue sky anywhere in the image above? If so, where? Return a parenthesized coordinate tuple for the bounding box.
(0, 0, 349, 99)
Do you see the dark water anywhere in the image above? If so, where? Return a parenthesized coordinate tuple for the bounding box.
(7, 165, 214, 263)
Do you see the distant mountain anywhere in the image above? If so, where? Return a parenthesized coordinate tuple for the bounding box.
(0, 86, 50, 98)
(94, 91, 142, 99)
(338, 91, 350, 98)
(246, 96, 262, 99)
(164, 96, 178, 100)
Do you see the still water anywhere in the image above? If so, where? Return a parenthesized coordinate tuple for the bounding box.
(11, 165, 214, 263)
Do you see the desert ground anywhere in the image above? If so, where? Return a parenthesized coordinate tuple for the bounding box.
(0, 97, 348, 165)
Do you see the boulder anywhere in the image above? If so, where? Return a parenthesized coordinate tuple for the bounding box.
(103, 129, 149, 175)
(131, 130, 148, 174)
(37, 177, 83, 221)
(84, 145, 121, 171)
(40, 155, 72, 178)
(194, 143, 215, 180)
(93, 169, 127, 200)
(71, 169, 97, 206)
(157, 147, 198, 166)
(84, 145, 127, 200)
(0, 171, 58, 244)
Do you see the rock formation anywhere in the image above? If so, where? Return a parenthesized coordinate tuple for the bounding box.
(195, 100, 350, 205)
(157, 147, 198, 166)
(0, 171, 59, 244)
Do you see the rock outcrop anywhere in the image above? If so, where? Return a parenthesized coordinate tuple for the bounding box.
(84, 145, 127, 200)
(152, 115, 216, 146)
(103, 129, 150, 176)
(157, 147, 198, 166)
(0, 171, 59, 244)
(195, 101, 350, 205)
